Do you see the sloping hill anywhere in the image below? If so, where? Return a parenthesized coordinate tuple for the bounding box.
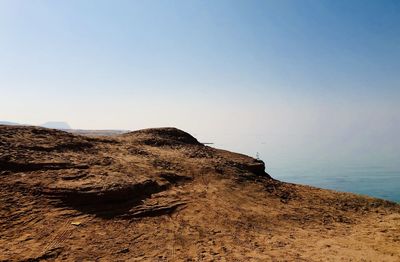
(0, 125, 399, 261)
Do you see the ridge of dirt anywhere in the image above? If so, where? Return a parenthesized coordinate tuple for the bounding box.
(0, 125, 399, 261)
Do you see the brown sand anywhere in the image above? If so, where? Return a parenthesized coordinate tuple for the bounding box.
(0, 125, 399, 261)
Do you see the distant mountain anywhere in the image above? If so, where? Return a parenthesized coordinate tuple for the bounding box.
(0, 121, 20, 126)
(41, 121, 71, 130)
(0, 121, 72, 130)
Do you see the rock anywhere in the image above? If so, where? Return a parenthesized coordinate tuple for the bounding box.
(0, 125, 399, 261)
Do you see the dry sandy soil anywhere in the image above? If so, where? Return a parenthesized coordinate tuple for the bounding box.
(0, 125, 399, 261)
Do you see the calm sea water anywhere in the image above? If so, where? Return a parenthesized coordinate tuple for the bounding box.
(269, 166, 400, 203)
(201, 134, 400, 203)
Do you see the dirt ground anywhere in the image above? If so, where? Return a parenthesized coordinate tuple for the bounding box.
(1, 125, 399, 261)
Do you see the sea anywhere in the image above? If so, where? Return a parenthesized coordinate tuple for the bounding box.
(208, 136, 400, 203)
(269, 166, 400, 203)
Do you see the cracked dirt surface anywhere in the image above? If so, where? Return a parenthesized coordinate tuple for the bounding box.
(0, 125, 399, 261)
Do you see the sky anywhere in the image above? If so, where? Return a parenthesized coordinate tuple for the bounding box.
(1, 0, 400, 169)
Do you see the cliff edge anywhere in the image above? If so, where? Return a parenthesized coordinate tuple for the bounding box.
(0, 125, 399, 261)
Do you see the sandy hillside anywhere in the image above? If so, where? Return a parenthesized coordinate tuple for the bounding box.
(0, 125, 399, 261)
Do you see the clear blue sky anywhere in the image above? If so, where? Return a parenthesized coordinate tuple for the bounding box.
(1, 0, 399, 168)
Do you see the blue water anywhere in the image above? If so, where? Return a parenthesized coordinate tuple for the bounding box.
(269, 166, 400, 203)
(201, 134, 400, 203)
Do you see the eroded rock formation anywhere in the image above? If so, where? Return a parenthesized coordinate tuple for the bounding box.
(0, 125, 399, 261)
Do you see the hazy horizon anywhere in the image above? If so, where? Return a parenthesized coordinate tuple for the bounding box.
(1, 0, 400, 172)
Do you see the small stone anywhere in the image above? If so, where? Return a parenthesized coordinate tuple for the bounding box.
(119, 248, 129, 253)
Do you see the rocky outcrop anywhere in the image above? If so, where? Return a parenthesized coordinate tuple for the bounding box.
(0, 125, 398, 261)
(124, 127, 201, 146)
(0, 126, 268, 220)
